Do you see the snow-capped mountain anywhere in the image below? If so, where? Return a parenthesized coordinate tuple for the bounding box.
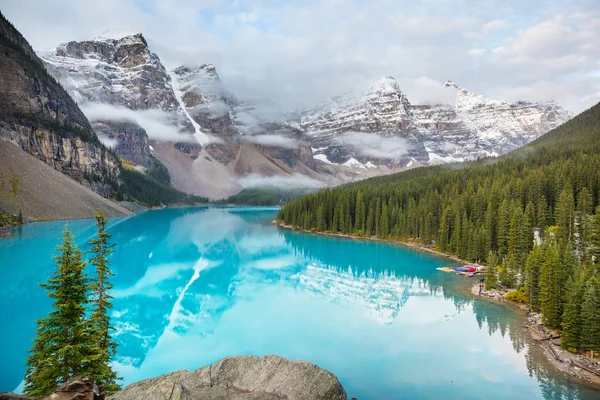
(43, 34, 180, 111)
(297, 78, 573, 166)
(39, 33, 573, 199)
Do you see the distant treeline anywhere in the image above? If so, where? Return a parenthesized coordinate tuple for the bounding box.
(277, 102, 600, 354)
(117, 168, 208, 206)
(220, 187, 313, 206)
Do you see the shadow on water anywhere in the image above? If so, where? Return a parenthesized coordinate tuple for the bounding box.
(0, 206, 598, 399)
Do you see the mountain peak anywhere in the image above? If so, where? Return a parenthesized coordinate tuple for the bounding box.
(95, 31, 145, 42)
(370, 76, 402, 94)
(173, 64, 219, 80)
(444, 80, 469, 93)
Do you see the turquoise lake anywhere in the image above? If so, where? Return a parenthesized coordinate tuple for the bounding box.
(1, 206, 599, 399)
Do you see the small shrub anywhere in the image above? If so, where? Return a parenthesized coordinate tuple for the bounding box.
(506, 287, 528, 303)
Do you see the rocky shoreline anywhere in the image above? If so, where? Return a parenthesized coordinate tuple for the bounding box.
(0, 355, 347, 400)
(276, 221, 600, 389)
(471, 283, 600, 386)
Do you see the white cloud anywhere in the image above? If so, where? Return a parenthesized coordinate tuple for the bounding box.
(1, 0, 599, 113)
(468, 49, 486, 56)
(238, 173, 324, 189)
(336, 132, 412, 159)
(242, 134, 299, 149)
(483, 20, 506, 32)
(81, 103, 198, 143)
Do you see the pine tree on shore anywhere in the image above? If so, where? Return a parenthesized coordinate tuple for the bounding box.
(88, 211, 120, 393)
(580, 276, 600, 352)
(539, 243, 563, 330)
(525, 246, 543, 311)
(24, 227, 96, 397)
(499, 255, 517, 288)
(485, 251, 498, 290)
(561, 269, 588, 351)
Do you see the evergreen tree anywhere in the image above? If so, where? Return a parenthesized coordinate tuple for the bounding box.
(525, 246, 543, 311)
(88, 211, 120, 393)
(499, 255, 517, 288)
(576, 187, 593, 262)
(561, 269, 588, 351)
(355, 192, 366, 233)
(580, 276, 600, 352)
(508, 205, 523, 258)
(25, 227, 96, 397)
(555, 184, 575, 242)
(537, 195, 548, 234)
(380, 202, 389, 238)
(539, 243, 564, 330)
(497, 200, 510, 257)
(485, 251, 498, 290)
(589, 207, 600, 266)
(366, 204, 374, 236)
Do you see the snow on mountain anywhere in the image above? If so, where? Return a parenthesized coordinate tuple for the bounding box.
(298, 77, 573, 167)
(300, 76, 413, 135)
(37, 32, 574, 199)
(42, 34, 180, 111)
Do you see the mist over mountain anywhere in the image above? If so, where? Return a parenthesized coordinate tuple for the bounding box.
(36, 32, 573, 199)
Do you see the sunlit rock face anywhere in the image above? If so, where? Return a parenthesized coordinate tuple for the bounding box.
(108, 355, 347, 400)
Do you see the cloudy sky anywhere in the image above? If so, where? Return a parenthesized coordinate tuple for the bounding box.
(2, 0, 599, 112)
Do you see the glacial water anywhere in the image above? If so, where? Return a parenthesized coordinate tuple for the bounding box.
(0, 206, 598, 399)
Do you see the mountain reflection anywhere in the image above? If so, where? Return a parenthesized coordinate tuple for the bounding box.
(0, 207, 598, 399)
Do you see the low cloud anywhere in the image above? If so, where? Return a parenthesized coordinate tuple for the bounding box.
(336, 132, 412, 159)
(81, 103, 199, 144)
(243, 134, 299, 149)
(239, 173, 324, 190)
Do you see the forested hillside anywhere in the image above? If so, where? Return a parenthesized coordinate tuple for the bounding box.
(277, 102, 600, 353)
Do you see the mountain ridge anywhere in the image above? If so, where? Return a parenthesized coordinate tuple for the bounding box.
(37, 32, 574, 199)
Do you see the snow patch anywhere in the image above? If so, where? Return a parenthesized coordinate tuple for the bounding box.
(343, 157, 367, 170)
(167, 70, 210, 145)
(314, 153, 334, 164)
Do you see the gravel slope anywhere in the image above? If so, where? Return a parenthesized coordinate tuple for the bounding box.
(0, 141, 131, 220)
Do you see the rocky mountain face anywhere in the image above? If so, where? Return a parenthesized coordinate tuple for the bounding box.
(38, 32, 573, 199)
(92, 121, 154, 168)
(0, 12, 120, 197)
(44, 34, 180, 111)
(297, 78, 573, 167)
(41, 36, 324, 198)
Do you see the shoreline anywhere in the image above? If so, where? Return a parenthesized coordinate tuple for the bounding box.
(274, 221, 481, 267)
(275, 220, 600, 388)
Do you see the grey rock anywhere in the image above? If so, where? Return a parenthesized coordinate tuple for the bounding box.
(0, 394, 33, 400)
(93, 121, 154, 168)
(0, 14, 120, 198)
(108, 355, 347, 400)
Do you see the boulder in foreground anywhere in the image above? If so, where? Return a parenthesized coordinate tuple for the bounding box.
(109, 355, 347, 400)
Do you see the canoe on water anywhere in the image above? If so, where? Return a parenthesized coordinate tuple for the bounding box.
(436, 267, 455, 272)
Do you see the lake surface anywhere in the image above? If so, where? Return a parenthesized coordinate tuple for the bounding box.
(0, 206, 598, 399)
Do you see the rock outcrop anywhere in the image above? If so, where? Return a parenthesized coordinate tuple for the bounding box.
(93, 121, 154, 168)
(42, 376, 105, 400)
(0, 394, 33, 400)
(109, 355, 347, 400)
(0, 376, 104, 400)
(0, 12, 120, 197)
